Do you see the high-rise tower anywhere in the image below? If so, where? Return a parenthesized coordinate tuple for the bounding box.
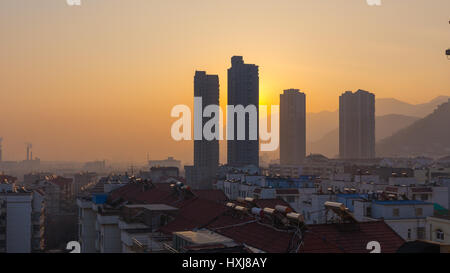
(339, 90, 375, 159)
(280, 89, 306, 165)
(227, 56, 259, 167)
(185, 71, 220, 189)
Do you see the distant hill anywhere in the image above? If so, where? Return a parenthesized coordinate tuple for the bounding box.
(306, 110, 338, 143)
(377, 99, 450, 158)
(376, 114, 420, 140)
(306, 96, 449, 143)
(308, 114, 419, 158)
(376, 96, 450, 117)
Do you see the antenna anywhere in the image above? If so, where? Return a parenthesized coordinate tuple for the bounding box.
(446, 20, 450, 59)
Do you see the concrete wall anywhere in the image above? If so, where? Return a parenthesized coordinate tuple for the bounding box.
(371, 203, 434, 220)
(426, 216, 450, 244)
(6, 195, 32, 253)
(100, 224, 121, 253)
(80, 207, 97, 253)
(385, 219, 427, 241)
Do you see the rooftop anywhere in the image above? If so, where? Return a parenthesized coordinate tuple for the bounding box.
(174, 230, 235, 246)
(124, 204, 178, 212)
(373, 200, 433, 206)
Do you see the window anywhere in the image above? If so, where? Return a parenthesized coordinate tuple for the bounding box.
(420, 194, 428, 201)
(407, 229, 412, 240)
(417, 227, 425, 240)
(286, 196, 295, 203)
(393, 208, 400, 217)
(415, 208, 423, 217)
(366, 207, 372, 217)
(436, 229, 445, 241)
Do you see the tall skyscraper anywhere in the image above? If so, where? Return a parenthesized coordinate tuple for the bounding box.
(194, 71, 219, 172)
(339, 89, 375, 159)
(280, 89, 306, 165)
(185, 71, 219, 189)
(227, 56, 260, 168)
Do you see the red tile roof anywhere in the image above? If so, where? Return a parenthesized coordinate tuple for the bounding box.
(192, 189, 228, 203)
(254, 199, 292, 210)
(299, 221, 405, 253)
(159, 198, 228, 234)
(105, 181, 405, 253)
(109, 183, 176, 205)
(206, 214, 403, 253)
(207, 214, 300, 253)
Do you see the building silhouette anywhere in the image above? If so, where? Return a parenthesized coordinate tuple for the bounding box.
(339, 89, 375, 159)
(280, 89, 306, 165)
(185, 71, 220, 189)
(227, 56, 259, 168)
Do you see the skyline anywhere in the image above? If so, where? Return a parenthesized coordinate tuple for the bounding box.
(1, 0, 449, 162)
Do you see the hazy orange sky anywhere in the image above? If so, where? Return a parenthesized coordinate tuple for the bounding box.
(0, 0, 449, 163)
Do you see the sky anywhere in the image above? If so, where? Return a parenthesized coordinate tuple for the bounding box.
(0, 0, 449, 163)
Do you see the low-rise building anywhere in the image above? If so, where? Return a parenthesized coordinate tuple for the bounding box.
(0, 175, 45, 253)
(426, 215, 450, 244)
(354, 199, 434, 241)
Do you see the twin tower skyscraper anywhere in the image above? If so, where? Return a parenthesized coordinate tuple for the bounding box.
(185, 56, 375, 189)
(186, 56, 259, 189)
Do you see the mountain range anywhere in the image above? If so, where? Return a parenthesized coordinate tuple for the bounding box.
(307, 114, 420, 157)
(377, 99, 450, 158)
(306, 95, 450, 158)
(307, 95, 450, 143)
(261, 96, 450, 161)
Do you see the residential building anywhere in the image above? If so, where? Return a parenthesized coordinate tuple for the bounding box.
(0, 175, 45, 253)
(187, 71, 220, 190)
(354, 199, 434, 241)
(339, 90, 375, 159)
(426, 215, 450, 244)
(280, 89, 306, 165)
(227, 56, 259, 168)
